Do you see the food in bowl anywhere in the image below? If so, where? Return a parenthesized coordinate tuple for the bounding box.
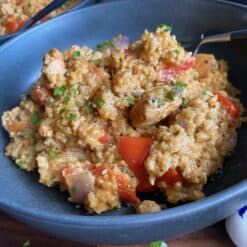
(0, 0, 80, 35)
(2, 26, 244, 214)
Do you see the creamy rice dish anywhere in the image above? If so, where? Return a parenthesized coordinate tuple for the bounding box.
(0, 0, 80, 35)
(2, 26, 244, 214)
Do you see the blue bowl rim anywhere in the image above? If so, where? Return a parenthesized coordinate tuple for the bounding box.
(0, 0, 247, 228)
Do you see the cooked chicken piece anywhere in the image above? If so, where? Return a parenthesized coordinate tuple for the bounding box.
(1, 100, 39, 137)
(194, 53, 218, 79)
(130, 81, 202, 128)
(2, 106, 33, 136)
(42, 48, 66, 88)
(130, 93, 181, 128)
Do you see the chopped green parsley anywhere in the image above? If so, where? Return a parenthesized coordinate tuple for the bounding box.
(171, 49, 179, 54)
(64, 95, 70, 104)
(48, 151, 57, 159)
(31, 112, 40, 125)
(95, 98, 105, 108)
(54, 85, 68, 97)
(71, 185, 77, 193)
(72, 50, 81, 58)
(86, 103, 94, 114)
(172, 82, 187, 95)
(157, 24, 172, 32)
(16, 159, 27, 166)
(59, 108, 65, 115)
(201, 90, 208, 96)
(96, 39, 113, 50)
(182, 97, 189, 107)
(166, 91, 175, 101)
(127, 97, 136, 106)
(157, 98, 165, 107)
(69, 113, 77, 120)
(70, 87, 77, 95)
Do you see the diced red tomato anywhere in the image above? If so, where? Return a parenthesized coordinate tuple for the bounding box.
(118, 136, 154, 170)
(19, 19, 28, 29)
(157, 168, 182, 185)
(5, 16, 20, 33)
(98, 133, 109, 144)
(62, 164, 140, 205)
(159, 57, 195, 82)
(92, 164, 113, 178)
(118, 136, 155, 192)
(40, 15, 50, 23)
(115, 172, 129, 191)
(135, 168, 157, 192)
(118, 189, 140, 204)
(89, 164, 140, 205)
(216, 93, 240, 118)
(178, 57, 195, 70)
(115, 172, 140, 204)
(33, 86, 53, 105)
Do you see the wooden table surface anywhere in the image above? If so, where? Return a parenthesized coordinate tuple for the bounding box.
(0, 211, 235, 247)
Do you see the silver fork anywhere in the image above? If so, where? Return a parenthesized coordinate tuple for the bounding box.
(181, 29, 247, 55)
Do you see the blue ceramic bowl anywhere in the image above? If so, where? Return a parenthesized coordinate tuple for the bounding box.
(0, 0, 247, 244)
(0, 0, 97, 45)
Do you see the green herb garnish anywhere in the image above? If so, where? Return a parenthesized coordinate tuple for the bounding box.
(86, 103, 94, 114)
(182, 97, 189, 107)
(71, 185, 77, 193)
(48, 151, 57, 159)
(31, 112, 40, 125)
(70, 87, 77, 95)
(166, 91, 175, 101)
(175, 82, 187, 88)
(54, 85, 68, 97)
(96, 39, 113, 50)
(59, 108, 65, 115)
(172, 49, 179, 54)
(150, 241, 167, 247)
(157, 24, 172, 32)
(157, 98, 165, 107)
(64, 95, 70, 104)
(69, 113, 77, 120)
(201, 90, 207, 96)
(72, 50, 81, 58)
(127, 97, 136, 106)
(172, 82, 187, 95)
(23, 240, 31, 247)
(95, 98, 105, 108)
(16, 159, 27, 166)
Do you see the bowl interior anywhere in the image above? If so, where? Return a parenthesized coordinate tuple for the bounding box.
(0, 0, 247, 218)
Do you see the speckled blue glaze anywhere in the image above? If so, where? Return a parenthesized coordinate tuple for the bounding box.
(238, 206, 247, 218)
(0, 0, 247, 244)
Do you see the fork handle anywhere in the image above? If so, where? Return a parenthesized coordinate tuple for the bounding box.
(194, 29, 247, 54)
(231, 29, 247, 40)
